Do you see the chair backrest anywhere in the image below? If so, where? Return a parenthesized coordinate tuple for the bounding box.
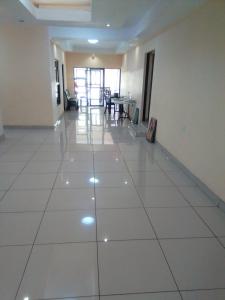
(65, 89, 71, 98)
(64, 91, 69, 101)
(104, 88, 111, 104)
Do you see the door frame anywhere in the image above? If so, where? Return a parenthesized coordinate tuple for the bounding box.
(89, 67, 105, 107)
(73, 67, 121, 107)
(62, 64, 67, 111)
(141, 50, 155, 125)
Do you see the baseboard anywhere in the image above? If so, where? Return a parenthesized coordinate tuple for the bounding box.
(4, 125, 54, 129)
(157, 141, 225, 210)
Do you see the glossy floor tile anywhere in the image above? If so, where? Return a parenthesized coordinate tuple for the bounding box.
(0, 190, 5, 200)
(55, 172, 95, 188)
(219, 237, 225, 247)
(0, 212, 42, 245)
(0, 162, 26, 174)
(60, 160, 94, 172)
(0, 173, 17, 189)
(0, 245, 31, 300)
(32, 150, 64, 161)
(47, 188, 95, 210)
(94, 151, 122, 161)
(137, 186, 189, 207)
(98, 240, 177, 294)
(161, 238, 225, 290)
(165, 170, 196, 186)
(12, 173, 57, 190)
(131, 171, 173, 187)
(97, 208, 155, 241)
(36, 210, 96, 243)
(94, 160, 127, 172)
(95, 187, 142, 208)
(100, 292, 181, 300)
(0, 151, 34, 162)
(16, 243, 98, 299)
(126, 160, 160, 172)
(94, 172, 133, 187)
(22, 161, 60, 173)
(181, 290, 225, 300)
(0, 190, 50, 212)
(147, 207, 212, 238)
(178, 186, 216, 206)
(195, 207, 225, 236)
(1, 108, 225, 299)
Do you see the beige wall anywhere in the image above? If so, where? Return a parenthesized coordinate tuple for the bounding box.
(0, 24, 55, 126)
(122, 0, 225, 202)
(65, 52, 123, 93)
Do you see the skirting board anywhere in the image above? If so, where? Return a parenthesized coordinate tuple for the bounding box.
(157, 141, 225, 212)
(4, 125, 54, 129)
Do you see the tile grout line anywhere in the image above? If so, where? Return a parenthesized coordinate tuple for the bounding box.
(0, 140, 45, 203)
(155, 161, 225, 251)
(3, 121, 225, 299)
(0, 153, 39, 202)
(14, 156, 64, 300)
(93, 148, 101, 300)
(1, 235, 224, 249)
(119, 145, 184, 300)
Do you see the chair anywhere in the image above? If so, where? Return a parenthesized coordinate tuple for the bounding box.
(104, 88, 115, 114)
(64, 90, 79, 111)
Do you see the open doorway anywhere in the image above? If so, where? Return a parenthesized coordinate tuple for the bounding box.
(89, 68, 104, 106)
(73, 67, 121, 107)
(142, 50, 155, 125)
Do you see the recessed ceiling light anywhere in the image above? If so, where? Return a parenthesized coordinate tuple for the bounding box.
(106, 23, 111, 27)
(88, 39, 99, 44)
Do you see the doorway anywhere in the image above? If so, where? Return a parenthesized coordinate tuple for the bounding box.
(62, 64, 66, 111)
(89, 68, 104, 106)
(74, 67, 121, 107)
(142, 50, 155, 124)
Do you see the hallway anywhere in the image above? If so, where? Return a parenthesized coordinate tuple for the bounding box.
(0, 108, 225, 300)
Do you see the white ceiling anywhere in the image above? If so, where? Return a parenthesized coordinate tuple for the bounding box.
(0, 0, 208, 54)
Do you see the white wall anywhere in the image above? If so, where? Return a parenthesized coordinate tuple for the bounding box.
(0, 24, 55, 126)
(122, 0, 225, 202)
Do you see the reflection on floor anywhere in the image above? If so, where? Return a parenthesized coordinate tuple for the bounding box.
(0, 107, 225, 300)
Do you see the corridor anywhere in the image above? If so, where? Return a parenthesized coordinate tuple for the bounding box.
(0, 108, 225, 300)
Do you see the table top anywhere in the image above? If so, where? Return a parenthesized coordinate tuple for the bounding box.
(112, 97, 136, 104)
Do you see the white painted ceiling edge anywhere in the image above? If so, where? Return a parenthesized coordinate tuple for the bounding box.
(6, 0, 209, 53)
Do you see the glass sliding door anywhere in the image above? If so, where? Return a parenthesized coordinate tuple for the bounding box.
(74, 68, 88, 106)
(89, 68, 104, 106)
(74, 67, 121, 107)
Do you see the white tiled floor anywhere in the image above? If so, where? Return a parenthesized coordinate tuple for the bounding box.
(0, 107, 225, 300)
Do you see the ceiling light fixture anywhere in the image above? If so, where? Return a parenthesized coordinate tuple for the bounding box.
(88, 39, 99, 44)
(106, 23, 111, 27)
